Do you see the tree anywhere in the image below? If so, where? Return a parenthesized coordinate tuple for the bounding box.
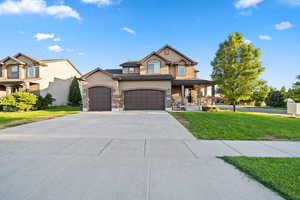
(251, 80, 269, 106)
(68, 77, 82, 105)
(211, 33, 265, 111)
(265, 89, 286, 107)
(292, 75, 300, 102)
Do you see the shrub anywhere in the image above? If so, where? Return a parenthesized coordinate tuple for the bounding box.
(0, 95, 17, 112)
(12, 92, 37, 111)
(0, 92, 37, 111)
(202, 106, 220, 112)
(35, 93, 55, 110)
(68, 77, 81, 106)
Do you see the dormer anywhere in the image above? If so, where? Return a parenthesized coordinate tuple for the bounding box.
(120, 61, 141, 74)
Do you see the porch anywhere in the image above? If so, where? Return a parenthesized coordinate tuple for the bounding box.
(171, 79, 215, 106)
(0, 81, 40, 98)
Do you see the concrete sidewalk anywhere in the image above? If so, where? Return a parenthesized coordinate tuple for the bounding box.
(0, 112, 298, 200)
(1, 136, 299, 200)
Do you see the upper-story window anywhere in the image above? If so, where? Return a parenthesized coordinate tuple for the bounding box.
(0, 66, 2, 77)
(128, 67, 136, 73)
(177, 65, 186, 76)
(27, 66, 37, 78)
(9, 66, 19, 79)
(147, 60, 160, 74)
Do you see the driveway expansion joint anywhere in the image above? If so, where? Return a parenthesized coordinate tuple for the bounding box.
(221, 140, 244, 156)
(97, 139, 113, 156)
(182, 140, 199, 159)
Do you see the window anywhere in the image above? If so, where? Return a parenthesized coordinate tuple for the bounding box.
(177, 65, 186, 76)
(10, 66, 19, 78)
(128, 67, 135, 73)
(27, 66, 36, 78)
(147, 60, 160, 74)
(0, 66, 2, 77)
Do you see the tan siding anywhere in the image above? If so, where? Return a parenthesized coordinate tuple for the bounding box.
(140, 55, 168, 75)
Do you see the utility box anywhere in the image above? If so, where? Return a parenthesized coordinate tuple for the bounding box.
(287, 103, 300, 115)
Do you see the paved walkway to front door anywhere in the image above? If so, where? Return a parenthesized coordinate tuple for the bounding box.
(0, 111, 299, 200)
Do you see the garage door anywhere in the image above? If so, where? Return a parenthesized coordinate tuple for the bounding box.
(89, 87, 111, 111)
(124, 90, 165, 110)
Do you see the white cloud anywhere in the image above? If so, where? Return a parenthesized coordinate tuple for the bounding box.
(259, 35, 272, 40)
(53, 37, 61, 42)
(48, 45, 63, 52)
(0, 0, 80, 20)
(234, 0, 264, 9)
(78, 52, 85, 56)
(121, 27, 136, 35)
(275, 21, 294, 30)
(279, 0, 300, 6)
(244, 39, 252, 44)
(81, 0, 121, 6)
(35, 33, 54, 40)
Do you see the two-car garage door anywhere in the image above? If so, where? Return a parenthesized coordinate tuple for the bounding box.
(124, 90, 165, 110)
(89, 87, 165, 111)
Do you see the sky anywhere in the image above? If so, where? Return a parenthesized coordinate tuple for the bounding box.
(0, 0, 299, 89)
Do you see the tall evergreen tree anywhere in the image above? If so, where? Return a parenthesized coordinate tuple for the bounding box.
(211, 33, 265, 111)
(68, 77, 82, 105)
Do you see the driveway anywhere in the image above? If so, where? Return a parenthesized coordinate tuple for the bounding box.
(1, 111, 297, 200)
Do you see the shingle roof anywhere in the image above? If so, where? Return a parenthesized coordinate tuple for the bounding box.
(105, 69, 123, 74)
(116, 74, 173, 81)
(120, 61, 141, 67)
(172, 79, 213, 86)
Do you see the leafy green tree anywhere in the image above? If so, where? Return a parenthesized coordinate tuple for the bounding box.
(211, 33, 265, 111)
(251, 80, 269, 106)
(292, 75, 300, 102)
(68, 77, 82, 106)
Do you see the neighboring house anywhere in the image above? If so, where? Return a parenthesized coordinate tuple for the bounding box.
(0, 53, 81, 105)
(81, 45, 214, 111)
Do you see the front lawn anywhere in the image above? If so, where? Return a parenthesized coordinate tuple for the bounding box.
(171, 112, 300, 140)
(221, 157, 300, 200)
(0, 106, 80, 129)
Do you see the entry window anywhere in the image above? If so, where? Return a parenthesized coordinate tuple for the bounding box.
(147, 60, 160, 74)
(177, 65, 186, 76)
(27, 66, 36, 78)
(10, 66, 19, 78)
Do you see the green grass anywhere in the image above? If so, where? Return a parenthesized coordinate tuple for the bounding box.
(171, 112, 300, 140)
(221, 157, 300, 200)
(0, 106, 80, 129)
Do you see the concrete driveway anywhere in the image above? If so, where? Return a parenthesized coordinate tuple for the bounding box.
(0, 111, 294, 200)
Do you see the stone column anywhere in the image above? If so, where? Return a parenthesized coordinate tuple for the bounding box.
(204, 86, 208, 97)
(181, 85, 185, 104)
(6, 86, 12, 95)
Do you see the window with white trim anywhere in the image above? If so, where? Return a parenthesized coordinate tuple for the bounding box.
(147, 60, 160, 74)
(177, 65, 186, 76)
(10, 66, 19, 78)
(128, 67, 135, 73)
(27, 66, 36, 78)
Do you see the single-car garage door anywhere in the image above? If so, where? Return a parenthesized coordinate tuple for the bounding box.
(89, 87, 111, 111)
(124, 90, 165, 110)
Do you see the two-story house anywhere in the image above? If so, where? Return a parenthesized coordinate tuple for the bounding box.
(80, 45, 214, 111)
(0, 53, 81, 105)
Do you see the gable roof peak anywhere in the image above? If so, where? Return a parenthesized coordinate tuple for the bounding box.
(156, 44, 198, 65)
(14, 52, 43, 64)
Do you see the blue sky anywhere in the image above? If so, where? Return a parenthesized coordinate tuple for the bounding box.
(0, 0, 299, 89)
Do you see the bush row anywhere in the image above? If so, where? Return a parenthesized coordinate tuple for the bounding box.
(0, 92, 55, 112)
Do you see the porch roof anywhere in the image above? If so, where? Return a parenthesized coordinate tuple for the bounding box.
(172, 79, 213, 86)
